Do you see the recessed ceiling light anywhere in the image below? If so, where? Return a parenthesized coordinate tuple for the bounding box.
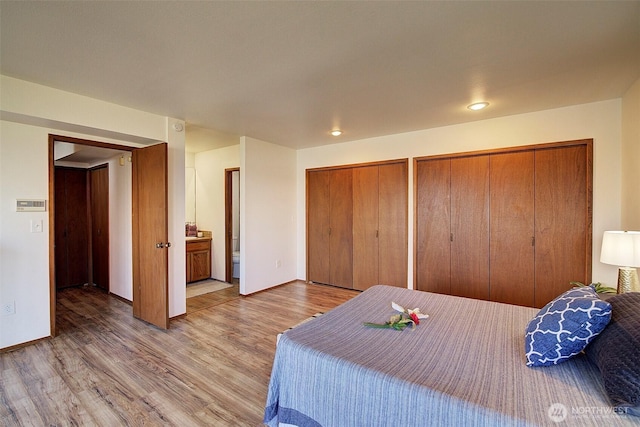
(467, 102, 489, 111)
(331, 130, 342, 136)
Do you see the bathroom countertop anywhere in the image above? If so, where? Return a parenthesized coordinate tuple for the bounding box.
(185, 236, 211, 242)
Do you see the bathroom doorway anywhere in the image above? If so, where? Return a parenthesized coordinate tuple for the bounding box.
(225, 168, 240, 284)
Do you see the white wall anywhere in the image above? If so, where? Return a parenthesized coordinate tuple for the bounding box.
(0, 121, 52, 346)
(0, 76, 186, 349)
(185, 152, 195, 168)
(621, 77, 640, 230)
(1, 76, 166, 143)
(186, 152, 196, 223)
(241, 137, 297, 294)
(166, 118, 187, 318)
(296, 99, 624, 289)
(107, 153, 133, 300)
(194, 145, 240, 280)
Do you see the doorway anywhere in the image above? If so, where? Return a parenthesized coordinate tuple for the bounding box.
(53, 164, 109, 292)
(48, 134, 170, 335)
(225, 168, 240, 284)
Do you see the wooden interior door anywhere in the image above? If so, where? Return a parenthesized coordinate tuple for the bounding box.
(415, 158, 451, 294)
(490, 151, 535, 306)
(54, 167, 89, 289)
(534, 144, 590, 307)
(224, 168, 240, 284)
(90, 165, 109, 291)
(132, 143, 169, 329)
(353, 165, 379, 291)
(450, 155, 490, 300)
(378, 161, 408, 288)
(307, 170, 331, 285)
(329, 169, 353, 288)
(225, 169, 232, 284)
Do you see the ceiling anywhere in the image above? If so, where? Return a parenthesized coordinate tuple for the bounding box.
(1, 1, 639, 152)
(53, 141, 130, 165)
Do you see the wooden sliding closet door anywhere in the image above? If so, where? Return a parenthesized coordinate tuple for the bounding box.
(353, 166, 379, 290)
(90, 165, 109, 291)
(307, 170, 331, 285)
(450, 156, 490, 300)
(309, 160, 407, 291)
(415, 155, 491, 301)
(534, 145, 590, 307)
(54, 167, 89, 289)
(353, 161, 408, 291)
(329, 169, 354, 289)
(378, 162, 408, 288)
(307, 168, 353, 288)
(490, 151, 535, 306)
(415, 140, 592, 308)
(415, 158, 451, 294)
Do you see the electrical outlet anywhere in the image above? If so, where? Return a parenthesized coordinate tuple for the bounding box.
(276, 260, 282, 268)
(2, 301, 15, 316)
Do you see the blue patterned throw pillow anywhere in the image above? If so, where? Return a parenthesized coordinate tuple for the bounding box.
(525, 286, 612, 367)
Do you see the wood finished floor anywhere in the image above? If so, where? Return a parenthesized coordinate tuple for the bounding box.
(186, 282, 241, 314)
(1, 281, 359, 426)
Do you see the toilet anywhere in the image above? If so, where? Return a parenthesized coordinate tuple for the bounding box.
(232, 237, 240, 279)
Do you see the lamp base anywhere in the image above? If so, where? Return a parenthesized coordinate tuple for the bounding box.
(617, 267, 640, 294)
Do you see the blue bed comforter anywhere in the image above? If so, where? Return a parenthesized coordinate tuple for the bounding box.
(264, 285, 638, 427)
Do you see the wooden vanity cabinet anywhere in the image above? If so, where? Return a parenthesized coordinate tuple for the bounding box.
(186, 238, 211, 283)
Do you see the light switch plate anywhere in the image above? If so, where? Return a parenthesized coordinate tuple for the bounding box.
(30, 219, 43, 233)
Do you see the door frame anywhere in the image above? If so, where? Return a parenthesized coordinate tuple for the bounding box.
(224, 168, 239, 283)
(48, 134, 133, 336)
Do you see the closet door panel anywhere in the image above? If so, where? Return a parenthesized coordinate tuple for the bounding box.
(329, 169, 353, 288)
(378, 162, 408, 288)
(307, 170, 331, 285)
(415, 159, 451, 294)
(353, 166, 379, 291)
(490, 151, 535, 306)
(55, 167, 89, 289)
(54, 168, 70, 288)
(535, 145, 589, 307)
(90, 166, 109, 291)
(450, 156, 490, 300)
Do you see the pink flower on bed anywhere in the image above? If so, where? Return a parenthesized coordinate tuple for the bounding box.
(392, 302, 428, 322)
(364, 302, 429, 331)
(409, 312, 420, 325)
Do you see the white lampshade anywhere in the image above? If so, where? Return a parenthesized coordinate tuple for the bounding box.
(600, 231, 640, 267)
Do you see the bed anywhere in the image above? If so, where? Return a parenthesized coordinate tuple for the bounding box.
(264, 285, 639, 426)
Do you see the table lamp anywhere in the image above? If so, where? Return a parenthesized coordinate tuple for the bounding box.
(600, 230, 640, 293)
